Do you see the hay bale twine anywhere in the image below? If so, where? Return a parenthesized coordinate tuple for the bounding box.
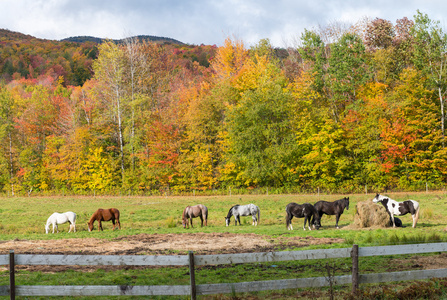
(351, 200, 390, 228)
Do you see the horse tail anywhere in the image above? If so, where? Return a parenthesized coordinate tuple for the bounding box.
(414, 203, 420, 227)
(114, 208, 120, 219)
(285, 205, 291, 228)
(204, 205, 208, 221)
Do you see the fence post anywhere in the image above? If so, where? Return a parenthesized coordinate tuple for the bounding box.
(189, 251, 196, 300)
(351, 244, 359, 296)
(9, 250, 15, 300)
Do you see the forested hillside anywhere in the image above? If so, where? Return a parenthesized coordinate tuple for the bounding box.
(0, 11, 446, 196)
(61, 35, 185, 45)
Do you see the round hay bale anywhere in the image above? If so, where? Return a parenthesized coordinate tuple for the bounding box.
(351, 200, 390, 228)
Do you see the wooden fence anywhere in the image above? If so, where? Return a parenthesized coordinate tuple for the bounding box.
(1, 242, 447, 299)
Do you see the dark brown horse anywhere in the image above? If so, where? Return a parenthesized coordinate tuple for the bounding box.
(286, 202, 320, 231)
(88, 208, 121, 231)
(182, 204, 208, 228)
(312, 197, 349, 229)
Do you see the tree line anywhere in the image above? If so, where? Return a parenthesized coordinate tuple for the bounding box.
(0, 10, 446, 195)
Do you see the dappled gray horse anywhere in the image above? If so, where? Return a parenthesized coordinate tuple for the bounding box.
(225, 204, 260, 226)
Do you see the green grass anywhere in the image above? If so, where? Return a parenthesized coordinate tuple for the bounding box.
(2, 192, 447, 243)
(1, 191, 447, 299)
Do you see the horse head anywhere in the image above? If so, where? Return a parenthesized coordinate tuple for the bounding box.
(345, 197, 350, 210)
(87, 222, 94, 232)
(45, 223, 50, 234)
(373, 194, 388, 203)
(313, 216, 321, 230)
(225, 217, 230, 226)
(372, 193, 381, 203)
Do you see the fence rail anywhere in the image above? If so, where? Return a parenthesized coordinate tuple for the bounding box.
(1, 242, 447, 299)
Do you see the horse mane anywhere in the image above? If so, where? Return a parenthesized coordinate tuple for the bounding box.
(227, 205, 239, 218)
(88, 210, 99, 224)
(182, 206, 190, 220)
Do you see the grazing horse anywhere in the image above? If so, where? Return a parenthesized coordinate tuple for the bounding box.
(225, 204, 260, 226)
(45, 212, 76, 234)
(312, 197, 349, 229)
(286, 202, 320, 231)
(373, 194, 420, 228)
(391, 217, 403, 228)
(182, 204, 208, 228)
(88, 208, 121, 231)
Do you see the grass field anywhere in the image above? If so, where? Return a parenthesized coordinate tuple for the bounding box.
(1, 191, 446, 243)
(1, 191, 447, 299)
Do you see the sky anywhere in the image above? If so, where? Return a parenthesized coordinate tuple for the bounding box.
(1, 0, 446, 48)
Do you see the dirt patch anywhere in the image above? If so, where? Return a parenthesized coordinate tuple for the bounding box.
(0, 233, 343, 256)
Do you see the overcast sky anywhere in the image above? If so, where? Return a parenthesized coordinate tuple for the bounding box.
(1, 0, 446, 47)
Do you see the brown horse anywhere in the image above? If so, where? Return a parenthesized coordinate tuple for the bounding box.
(182, 204, 208, 228)
(88, 208, 121, 231)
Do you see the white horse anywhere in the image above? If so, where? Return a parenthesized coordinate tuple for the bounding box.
(372, 194, 420, 228)
(45, 212, 77, 234)
(225, 204, 260, 226)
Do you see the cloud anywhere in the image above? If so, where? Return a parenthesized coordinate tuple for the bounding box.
(0, 0, 446, 47)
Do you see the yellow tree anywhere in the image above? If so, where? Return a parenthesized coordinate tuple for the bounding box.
(92, 41, 126, 181)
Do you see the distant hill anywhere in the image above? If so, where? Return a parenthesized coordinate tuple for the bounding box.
(61, 35, 185, 45)
(0, 28, 215, 86)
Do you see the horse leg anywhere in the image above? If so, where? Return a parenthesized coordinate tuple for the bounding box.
(112, 219, 116, 230)
(305, 216, 312, 230)
(99, 221, 103, 231)
(199, 215, 203, 227)
(335, 214, 340, 229)
(287, 214, 293, 230)
(190, 217, 194, 228)
(390, 215, 396, 228)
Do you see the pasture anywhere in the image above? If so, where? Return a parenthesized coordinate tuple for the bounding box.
(0, 191, 447, 299)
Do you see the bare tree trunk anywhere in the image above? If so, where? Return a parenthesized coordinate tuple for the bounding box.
(81, 90, 90, 125)
(8, 132, 14, 196)
(439, 87, 445, 148)
(116, 87, 125, 180)
(124, 37, 137, 172)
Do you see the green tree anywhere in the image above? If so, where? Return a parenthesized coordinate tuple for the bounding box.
(411, 10, 447, 147)
(225, 53, 294, 187)
(327, 33, 372, 122)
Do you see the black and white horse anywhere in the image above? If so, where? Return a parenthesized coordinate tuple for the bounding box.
(225, 204, 260, 226)
(372, 194, 420, 228)
(311, 197, 349, 229)
(285, 202, 321, 231)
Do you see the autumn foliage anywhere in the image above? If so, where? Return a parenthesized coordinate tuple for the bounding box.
(1, 11, 447, 195)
